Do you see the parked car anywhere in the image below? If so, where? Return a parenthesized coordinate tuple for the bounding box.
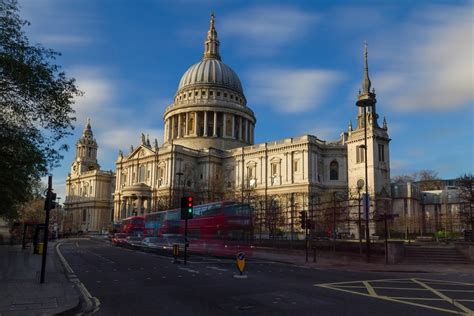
(124, 235, 143, 248)
(111, 233, 128, 246)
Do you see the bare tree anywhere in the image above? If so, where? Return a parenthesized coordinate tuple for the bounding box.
(457, 173, 473, 241)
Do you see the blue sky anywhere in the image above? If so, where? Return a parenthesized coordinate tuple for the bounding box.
(18, 0, 473, 200)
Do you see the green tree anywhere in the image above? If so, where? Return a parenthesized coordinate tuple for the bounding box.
(0, 0, 81, 220)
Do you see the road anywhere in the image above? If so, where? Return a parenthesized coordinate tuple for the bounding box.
(58, 239, 474, 315)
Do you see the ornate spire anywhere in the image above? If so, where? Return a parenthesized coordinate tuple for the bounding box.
(203, 13, 221, 60)
(154, 138, 159, 151)
(82, 118, 93, 139)
(348, 120, 353, 132)
(361, 41, 371, 95)
(383, 116, 387, 130)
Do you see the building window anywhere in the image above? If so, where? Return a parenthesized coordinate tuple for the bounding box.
(293, 160, 299, 172)
(139, 166, 146, 182)
(82, 209, 87, 222)
(378, 144, 385, 162)
(89, 185, 93, 194)
(271, 163, 278, 176)
(356, 146, 365, 164)
(224, 93, 227, 98)
(210, 91, 213, 96)
(330, 160, 339, 180)
(195, 91, 198, 96)
(147, 170, 150, 180)
(202, 90, 206, 96)
(217, 91, 221, 97)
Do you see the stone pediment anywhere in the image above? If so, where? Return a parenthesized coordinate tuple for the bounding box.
(127, 145, 155, 160)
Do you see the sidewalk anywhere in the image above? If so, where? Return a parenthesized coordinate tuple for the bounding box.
(0, 242, 81, 316)
(252, 247, 474, 274)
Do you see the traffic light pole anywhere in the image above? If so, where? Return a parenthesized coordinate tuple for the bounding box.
(184, 217, 188, 265)
(40, 176, 52, 284)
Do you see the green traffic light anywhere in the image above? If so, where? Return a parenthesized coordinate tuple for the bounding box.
(188, 208, 192, 213)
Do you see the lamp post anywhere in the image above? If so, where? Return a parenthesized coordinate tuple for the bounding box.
(356, 41, 374, 263)
(176, 171, 184, 204)
(356, 86, 373, 263)
(356, 179, 364, 254)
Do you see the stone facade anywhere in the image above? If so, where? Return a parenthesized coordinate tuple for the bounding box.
(391, 181, 465, 237)
(108, 15, 392, 239)
(64, 120, 115, 233)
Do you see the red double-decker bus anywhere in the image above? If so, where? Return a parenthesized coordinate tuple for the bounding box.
(121, 216, 145, 235)
(144, 209, 180, 237)
(145, 201, 254, 256)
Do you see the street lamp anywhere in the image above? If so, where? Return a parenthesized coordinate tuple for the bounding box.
(356, 179, 364, 254)
(176, 171, 184, 206)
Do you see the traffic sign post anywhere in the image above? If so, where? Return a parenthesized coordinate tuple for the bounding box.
(234, 252, 247, 279)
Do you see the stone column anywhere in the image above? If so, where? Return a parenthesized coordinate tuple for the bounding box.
(203, 111, 208, 136)
(232, 115, 236, 139)
(171, 116, 175, 139)
(239, 116, 243, 140)
(223, 113, 227, 138)
(245, 119, 249, 142)
(213, 111, 217, 136)
(177, 115, 182, 138)
(138, 196, 143, 215)
(193, 112, 198, 136)
(185, 112, 189, 136)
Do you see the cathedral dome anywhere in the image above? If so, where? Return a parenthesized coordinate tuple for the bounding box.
(163, 14, 256, 151)
(178, 59, 243, 94)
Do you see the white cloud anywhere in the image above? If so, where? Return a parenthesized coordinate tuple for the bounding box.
(68, 66, 115, 125)
(221, 6, 318, 55)
(374, 5, 474, 111)
(247, 68, 343, 113)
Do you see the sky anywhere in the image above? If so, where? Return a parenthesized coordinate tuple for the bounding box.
(17, 0, 474, 201)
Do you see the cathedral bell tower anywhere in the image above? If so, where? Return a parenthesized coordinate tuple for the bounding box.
(347, 43, 391, 201)
(70, 119, 100, 175)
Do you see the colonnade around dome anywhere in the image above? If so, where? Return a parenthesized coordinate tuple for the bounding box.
(164, 110, 254, 145)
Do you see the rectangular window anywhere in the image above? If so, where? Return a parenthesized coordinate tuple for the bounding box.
(217, 92, 221, 97)
(357, 146, 365, 164)
(378, 144, 385, 162)
(271, 163, 278, 176)
(293, 160, 298, 172)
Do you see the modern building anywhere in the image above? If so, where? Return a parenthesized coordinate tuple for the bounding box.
(109, 14, 392, 239)
(64, 120, 115, 233)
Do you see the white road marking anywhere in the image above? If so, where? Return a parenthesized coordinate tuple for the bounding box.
(178, 267, 200, 274)
(206, 266, 228, 272)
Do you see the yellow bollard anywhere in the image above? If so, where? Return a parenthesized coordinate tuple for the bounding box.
(37, 242, 44, 254)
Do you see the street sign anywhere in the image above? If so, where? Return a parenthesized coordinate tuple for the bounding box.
(236, 252, 246, 275)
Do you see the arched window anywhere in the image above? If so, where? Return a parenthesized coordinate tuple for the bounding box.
(330, 160, 339, 180)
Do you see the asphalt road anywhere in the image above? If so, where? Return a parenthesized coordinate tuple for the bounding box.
(58, 239, 474, 316)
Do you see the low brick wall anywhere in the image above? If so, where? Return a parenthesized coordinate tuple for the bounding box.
(454, 242, 474, 262)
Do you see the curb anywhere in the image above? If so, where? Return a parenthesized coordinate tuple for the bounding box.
(55, 241, 101, 315)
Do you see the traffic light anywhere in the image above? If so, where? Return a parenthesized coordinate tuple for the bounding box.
(180, 196, 193, 220)
(299, 211, 307, 229)
(44, 191, 57, 211)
